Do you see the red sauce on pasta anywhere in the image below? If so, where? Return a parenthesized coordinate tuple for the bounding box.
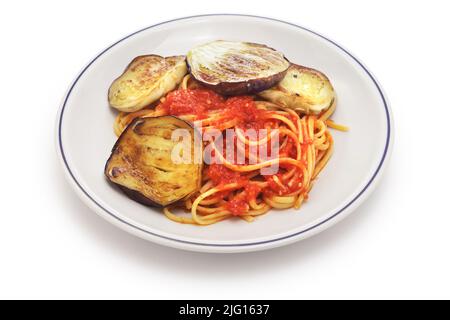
(159, 89, 224, 119)
(153, 88, 325, 217)
(159, 88, 267, 129)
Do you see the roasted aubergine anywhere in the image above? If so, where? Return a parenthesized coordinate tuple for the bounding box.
(259, 64, 335, 114)
(187, 40, 290, 95)
(108, 55, 188, 112)
(105, 116, 202, 207)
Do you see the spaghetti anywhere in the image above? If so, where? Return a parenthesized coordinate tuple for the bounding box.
(113, 75, 347, 225)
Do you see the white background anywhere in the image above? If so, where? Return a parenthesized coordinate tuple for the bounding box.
(1, 0, 449, 300)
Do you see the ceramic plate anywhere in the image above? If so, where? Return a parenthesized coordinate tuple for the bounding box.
(56, 14, 393, 253)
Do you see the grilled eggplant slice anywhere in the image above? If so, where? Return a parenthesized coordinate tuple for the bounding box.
(108, 55, 188, 112)
(105, 116, 202, 207)
(187, 40, 290, 95)
(259, 64, 335, 114)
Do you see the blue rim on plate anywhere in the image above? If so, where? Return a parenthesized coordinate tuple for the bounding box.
(58, 14, 391, 248)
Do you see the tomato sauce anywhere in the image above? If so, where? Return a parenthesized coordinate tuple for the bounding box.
(206, 164, 265, 216)
(206, 164, 248, 186)
(226, 198, 249, 216)
(225, 184, 263, 216)
(159, 89, 224, 119)
(244, 183, 262, 202)
(222, 96, 264, 128)
(159, 88, 268, 129)
(159, 88, 304, 214)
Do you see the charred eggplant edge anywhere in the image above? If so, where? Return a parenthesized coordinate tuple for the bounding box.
(187, 42, 291, 96)
(104, 115, 203, 208)
(196, 69, 289, 96)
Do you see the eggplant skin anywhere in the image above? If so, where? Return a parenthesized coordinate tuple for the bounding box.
(200, 71, 287, 96)
(187, 40, 290, 95)
(104, 116, 202, 207)
(108, 55, 188, 112)
(258, 64, 335, 114)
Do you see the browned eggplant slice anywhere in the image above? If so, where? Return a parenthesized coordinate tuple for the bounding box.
(105, 116, 202, 207)
(259, 64, 335, 114)
(187, 40, 290, 95)
(108, 55, 188, 112)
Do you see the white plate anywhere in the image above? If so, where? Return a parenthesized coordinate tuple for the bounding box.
(56, 14, 393, 253)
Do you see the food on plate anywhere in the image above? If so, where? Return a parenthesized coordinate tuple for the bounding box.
(105, 40, 347, 225)
(105, 116, 202, 207)
(108, 55, 188, 112)
(259, 64, 335, 114)
(187, 40, 290, 95)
